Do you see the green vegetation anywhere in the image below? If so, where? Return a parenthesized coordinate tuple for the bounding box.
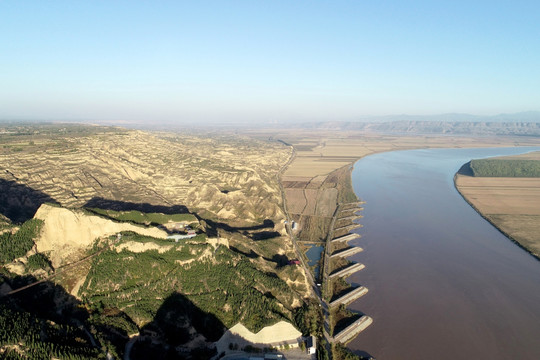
(0, 302, 101, 359)
(26, 253, 53, 272)
(470, 159, 540, 177)
(0, 123, 126, 156)
(331, 278, 353, 302)
(335, 167, 358, 204)
(0, 219, 43, 265)
(330, 258, 353, 274)
(294, 299, 323, 337)
(0, 126, 305, 355)
(0, 215, 11, 231)
(330, 305, 360, 336)
(86, 208, 197, 225)
(333, 343, 368, 360)
(317, 337, 330, 360)
(79, 233, 296, 335)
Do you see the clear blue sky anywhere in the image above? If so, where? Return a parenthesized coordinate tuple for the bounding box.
(1, 1, 539, 123)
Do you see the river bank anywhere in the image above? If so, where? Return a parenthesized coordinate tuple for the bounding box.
(346, 147, 540, 359)
(454, 156, 540, 260)
(272, 132, 540, 359)
(277, 131, 540, 247)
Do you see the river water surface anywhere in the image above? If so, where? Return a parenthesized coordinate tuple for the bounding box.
(346, 147, 540, 360)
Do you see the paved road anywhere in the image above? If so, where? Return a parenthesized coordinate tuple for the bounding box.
(277, 142, 335, 358)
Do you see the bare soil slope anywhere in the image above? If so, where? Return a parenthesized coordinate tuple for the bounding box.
(0, 126, 290, 226)
(34, 203, 168, 267)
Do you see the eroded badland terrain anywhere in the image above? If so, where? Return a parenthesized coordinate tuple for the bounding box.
(1, 122, 539, 360)
(0, 124, 314, 359)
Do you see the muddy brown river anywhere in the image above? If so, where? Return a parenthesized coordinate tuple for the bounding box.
(346, 147, 540, 360)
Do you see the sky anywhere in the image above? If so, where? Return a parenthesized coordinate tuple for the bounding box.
(1, 1, 539, 123)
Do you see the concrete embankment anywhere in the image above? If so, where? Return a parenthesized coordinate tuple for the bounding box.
(333, 316, 373, 343)
(329, 286, 368, 308)
(329, 262, 365, 279)
(333, 223, 363, 232)
(331, 233, 360, 243)
(338, 206, 363, 215)
(336, 214, 362, 222)
(331, 246, 363, 259)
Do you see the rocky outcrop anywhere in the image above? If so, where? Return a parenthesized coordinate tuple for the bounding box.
(34, 204, 167, 267)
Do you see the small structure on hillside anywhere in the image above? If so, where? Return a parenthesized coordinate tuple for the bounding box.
(288, 259, 301, 265)
(167, 233, 197, 242)
(306, 335, 316, 355)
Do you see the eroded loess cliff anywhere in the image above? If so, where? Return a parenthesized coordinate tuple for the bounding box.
(33, 204, 168, 267)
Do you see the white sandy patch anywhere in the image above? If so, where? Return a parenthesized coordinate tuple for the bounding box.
(206, 237, 229, 249)
(115, 241, 172, 254)
(215, 321, 301, 354)
(71, 275, 87, 297)
(34, 204, 168, 267)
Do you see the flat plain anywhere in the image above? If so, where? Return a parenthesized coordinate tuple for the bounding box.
(246, 127, 540, 242)
(455, 151, 540, 257)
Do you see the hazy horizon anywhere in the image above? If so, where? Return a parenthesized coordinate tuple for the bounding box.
(2, 1, 540, 123)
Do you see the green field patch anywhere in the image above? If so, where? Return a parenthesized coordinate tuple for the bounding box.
(470, 159, 540, 177)
(86, 208, 197, 225)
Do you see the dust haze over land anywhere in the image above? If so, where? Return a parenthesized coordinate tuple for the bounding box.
(4, 110, 540, 134)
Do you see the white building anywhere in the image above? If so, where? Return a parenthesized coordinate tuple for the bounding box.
(307, 335, 316, 355)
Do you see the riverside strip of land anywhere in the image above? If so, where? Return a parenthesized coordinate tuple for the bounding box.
(455, 151, 540, 259)
(253, 129, 540, 356)
(249, 128, 540, 358)
(272, 131, 540, 246)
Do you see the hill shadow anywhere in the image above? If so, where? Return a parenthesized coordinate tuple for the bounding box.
(333, 309, 364, 336)
(230, 246, 260, 259)
(201, 218, 275, 234)
(0, 274, 102, 357)
(83, 198, 281, 245)
(353, 349, 377, 360)
(0, 179, 59, 223)
(2, 273, 227, 359)
(230, 247, 291, 269)
(457, 161, 474, 176)
(263, 254, 290, 268)
(330, 285, 362, 303)
(250, 230, 281, 241)
(84, 198, 279, 241)
(201, 217, 278, 242)
(130, 292, 225, 359)
(4, 274, 88, 324)
(84, 197, 189, 214)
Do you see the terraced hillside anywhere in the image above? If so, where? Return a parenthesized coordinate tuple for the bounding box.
(0, 124, 312, 359)
(0, 124, 290, 226)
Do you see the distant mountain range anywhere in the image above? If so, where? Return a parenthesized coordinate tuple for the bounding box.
(289, 111, 540, 136)
(352, 111, 540, 123)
